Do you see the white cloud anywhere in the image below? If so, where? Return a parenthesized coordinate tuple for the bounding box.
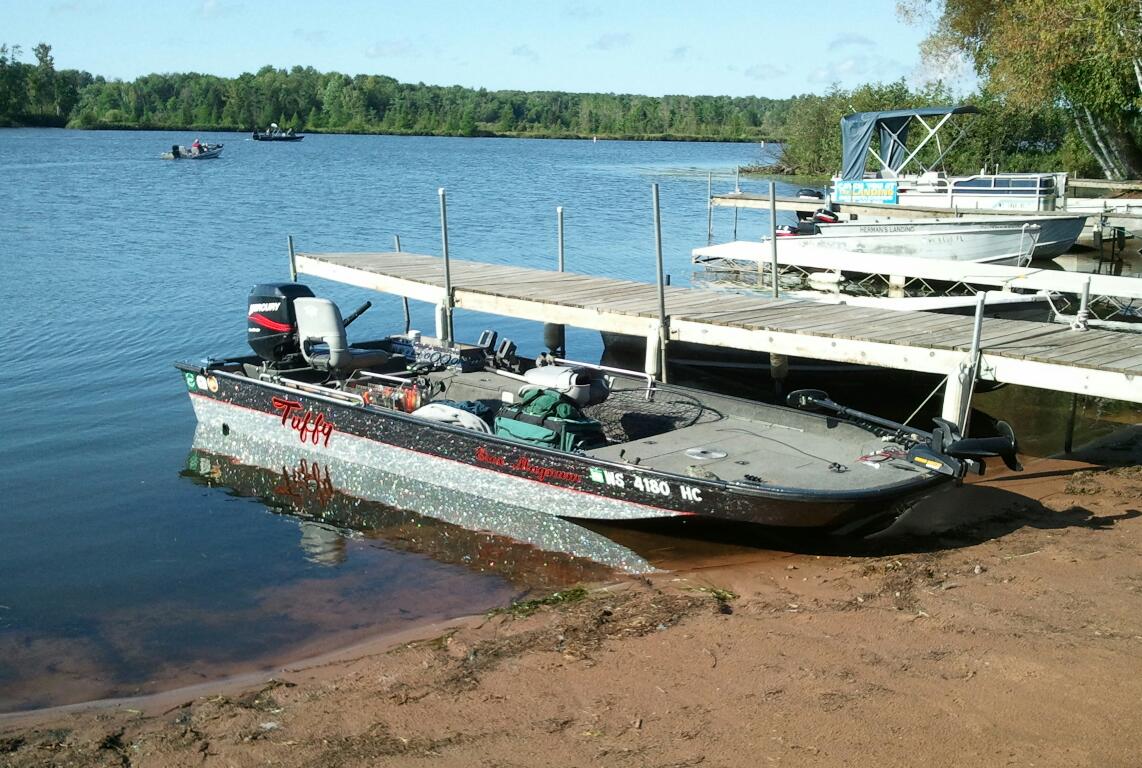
(365, 39, 419, 59)
(292, 29, 328, 45)
(588, 33, 631, 51)
(563, 2, 602, 20)
(809, 56, 909, 84)
(830, 33, 876, 50)
(744, 63, 788, 81)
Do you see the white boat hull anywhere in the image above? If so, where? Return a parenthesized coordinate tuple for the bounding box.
(740, 223, 1039, 266)
(819, 214, 1087, 259)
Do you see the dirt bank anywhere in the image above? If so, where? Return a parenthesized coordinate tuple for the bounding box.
(3, 430, 1140, 768)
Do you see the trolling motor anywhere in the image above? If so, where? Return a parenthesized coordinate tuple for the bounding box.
(786, 389, 1021, 481)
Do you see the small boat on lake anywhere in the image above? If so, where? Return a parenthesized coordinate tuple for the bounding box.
(176, 282, 1020, 534)
(252, 123, 304, 141)
(161, 142, 223, 160)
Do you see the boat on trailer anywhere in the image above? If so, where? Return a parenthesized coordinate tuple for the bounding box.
(176, 282, 1020, 534)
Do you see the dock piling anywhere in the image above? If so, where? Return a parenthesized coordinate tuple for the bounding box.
(545, 206, 567, 356)
(556, 206, 565, 272)
(706, 173, 713, 245)
(652, 184, 669, 383)
(940, 291, 988, 431)
(437, 188, 454, 344)
(394, 235, 411, 333)
(768, 182, 779, 299)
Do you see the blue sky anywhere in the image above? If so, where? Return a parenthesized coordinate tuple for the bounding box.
(1, 0, 973, 98)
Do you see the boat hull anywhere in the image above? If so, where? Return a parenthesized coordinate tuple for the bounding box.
(187, 425, 659, 574)
(178, 364, 946, 531)
(768, 224, 1037, 266)
(161, 145, 223, 160)
(818, 215, 1087, 259)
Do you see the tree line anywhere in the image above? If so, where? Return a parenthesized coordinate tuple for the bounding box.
(4, 6, 1137, 181)
(0, 45, 789, 141)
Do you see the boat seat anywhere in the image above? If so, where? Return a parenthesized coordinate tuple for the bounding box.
(294, 297, 389, 374)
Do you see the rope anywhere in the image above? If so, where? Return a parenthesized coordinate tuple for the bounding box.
(902, 376, 947, 428)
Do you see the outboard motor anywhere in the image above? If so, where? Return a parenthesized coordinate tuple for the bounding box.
(247, 282, 315, 363)
(171, 144, 181, 158)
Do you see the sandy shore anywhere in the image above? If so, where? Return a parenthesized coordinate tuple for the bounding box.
(3, 427, 1140, 767)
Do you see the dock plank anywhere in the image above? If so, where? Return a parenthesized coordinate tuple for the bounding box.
(296, 251, 1142, 405)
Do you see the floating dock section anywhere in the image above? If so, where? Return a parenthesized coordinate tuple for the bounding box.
(294, 249, 1142, 427)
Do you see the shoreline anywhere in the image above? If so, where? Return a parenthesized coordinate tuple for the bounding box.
(3, 428, 1139, 765)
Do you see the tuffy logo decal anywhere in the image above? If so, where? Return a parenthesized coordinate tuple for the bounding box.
(272, 396, 334, 446)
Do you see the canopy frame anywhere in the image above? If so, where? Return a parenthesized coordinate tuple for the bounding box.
(840, 106, 980, 181)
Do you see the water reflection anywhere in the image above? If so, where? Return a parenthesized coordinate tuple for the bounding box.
(185, 424, 657, 577)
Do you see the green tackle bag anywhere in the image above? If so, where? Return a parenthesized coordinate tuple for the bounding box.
(494, 387, 607, 451)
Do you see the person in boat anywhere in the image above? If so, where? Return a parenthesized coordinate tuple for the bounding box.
(192, 137, 202, 155)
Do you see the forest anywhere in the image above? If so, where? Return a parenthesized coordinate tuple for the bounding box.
(0, 43, 788, 142)
(3, 0, 1139, 179)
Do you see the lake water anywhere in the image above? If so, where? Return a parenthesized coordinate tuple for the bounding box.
(0, 129, 1135, 712)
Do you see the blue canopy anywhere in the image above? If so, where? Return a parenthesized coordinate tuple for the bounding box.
(840, 105, 980, 181)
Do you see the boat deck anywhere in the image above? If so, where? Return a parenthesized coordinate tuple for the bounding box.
(295, 250, 1142, 405)
(425, 366, 927, 492)
(583, 415, 920, 492)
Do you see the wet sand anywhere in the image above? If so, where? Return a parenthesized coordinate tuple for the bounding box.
(3, 426, 1140, 767)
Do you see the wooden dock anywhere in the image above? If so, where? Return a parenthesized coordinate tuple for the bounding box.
(295, 250, 1142, 425)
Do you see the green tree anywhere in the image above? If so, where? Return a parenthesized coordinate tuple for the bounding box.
(903, 0, 1141, 178)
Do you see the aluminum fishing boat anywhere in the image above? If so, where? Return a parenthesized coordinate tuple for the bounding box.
(161, 142, 224, 159)
(176, 282, 1020, 533)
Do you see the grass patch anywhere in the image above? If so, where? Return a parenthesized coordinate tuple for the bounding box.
(492, 587, 590, 619)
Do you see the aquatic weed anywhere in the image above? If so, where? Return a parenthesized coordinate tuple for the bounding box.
(492, 587, 590, 618)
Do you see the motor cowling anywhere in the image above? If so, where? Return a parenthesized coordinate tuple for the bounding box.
(247, 282, 315, 362)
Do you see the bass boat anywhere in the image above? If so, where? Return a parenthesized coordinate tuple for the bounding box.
(176, 282, 1020, 533)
